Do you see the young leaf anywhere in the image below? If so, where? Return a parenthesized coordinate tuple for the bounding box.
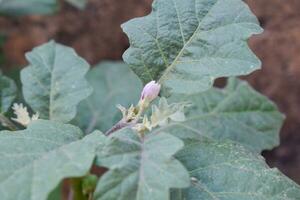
(74, 61, 143, 133)
(150, 97, 186, 127)
(0, 72, 17, 113)
(0, 0, 58, 16)
(122, 0, 263, 95)
(161, 78, 284, 152)
(0, 120, 104, 200)
(21, 41, 92, 123)
(172, 139, 300, 200)
(94, 128, 190, 200)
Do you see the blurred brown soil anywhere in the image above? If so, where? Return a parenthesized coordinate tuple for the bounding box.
(246, 0, 300, 183)
(0, 0, 300, 183)
(0, 0, 153, 67)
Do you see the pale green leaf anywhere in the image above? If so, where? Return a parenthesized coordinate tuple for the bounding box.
(150, 97, 186, 127)
(172, 139, 300, 200)
(0, 0, 58, 16)
(0, 72, 17, 113)
(0, 120, 104, 200)
(65, 0, 86, 9)
(74, 61, 143, 133)
(21, 41, 93, 123)
(157, 78, 284, 152)
(94, 128, 190, 200)
(122, 0, 263, 95)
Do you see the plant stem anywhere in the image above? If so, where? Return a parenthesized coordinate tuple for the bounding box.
(88, 193, 93, 200)
(70, 178, 87, 200)
(0, 114, 17, 131)
(104, 120, 130, 136)
(104, 104, 146, 136)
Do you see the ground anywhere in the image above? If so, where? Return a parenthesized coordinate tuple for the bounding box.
(0, 0, 300, 183)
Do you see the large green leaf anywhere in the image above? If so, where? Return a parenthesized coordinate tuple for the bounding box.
(172, 138, 300, 200)
(21, 41, 92, 123)
(0, 72, 17, 113)
(94, 128, 190, 200)
(75, 61, 143, 133)
(122, 0, 263, 95)
(156, 78, 284, 152)
(0, 120, 104, 200)
(0, 0, 58, 16)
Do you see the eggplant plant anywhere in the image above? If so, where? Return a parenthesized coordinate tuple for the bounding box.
(0, 0, 299, 200)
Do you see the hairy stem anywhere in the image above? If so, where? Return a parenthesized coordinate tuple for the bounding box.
(104, 120, 131, 136)
(70, 178, 87, 200)
(104, 103, 146, 136)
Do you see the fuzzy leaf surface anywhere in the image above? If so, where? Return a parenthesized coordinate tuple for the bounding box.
(0, 72, 17, 113)
(94, 128, 190, 200)
(171, 139, 300, 200)
(160, 78, 284, 152)
(0, 0, 57, 16)
(75, 61, 142, 133)
(21, 41, 92, 123)
(0, 120, 104, 200)
(122, 0, 263, 95)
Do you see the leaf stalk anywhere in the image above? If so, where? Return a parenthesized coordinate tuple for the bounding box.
(70, 178, 87, 200)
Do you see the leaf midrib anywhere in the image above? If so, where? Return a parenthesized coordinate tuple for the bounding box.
(158, 0, 220, 84)
(49, 44, 57, 120)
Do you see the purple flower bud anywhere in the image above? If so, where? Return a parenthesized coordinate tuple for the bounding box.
(141, 81, 161, 102)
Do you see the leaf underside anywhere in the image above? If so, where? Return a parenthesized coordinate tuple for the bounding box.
(122, 0, 263, 95)
(0, 120, 104, 200)
(160, 78, 284, 152)
(172, 138, 300, 200)
(94, 128, 190, 200)
(75, 61, 143, 133)
(21, 41, 92, 123)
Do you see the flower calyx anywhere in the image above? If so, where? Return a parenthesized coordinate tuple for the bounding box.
(11, 103, 39, 127)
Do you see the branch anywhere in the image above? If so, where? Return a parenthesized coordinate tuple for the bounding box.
(104, 120, 134, 136)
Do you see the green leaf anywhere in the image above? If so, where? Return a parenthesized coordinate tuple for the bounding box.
(172, 139, 300, 200)
(47, 184, 61, 200)
(21, 41, 93, 123)
(0, 120, 104, 200)
(0, 0, 58, 16)
(65, 0, 86, 9)
(159, 78, 284, 152)
(74, 61, 143, 133)
(122, 0, 263, 95)
(0, 72, 17, 113)
(0, 35, 5, 66)
(94, 128, 190, 200)
(150, 97, 187, 128)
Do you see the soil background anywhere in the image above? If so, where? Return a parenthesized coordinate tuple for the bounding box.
(0, 0, 300, 183)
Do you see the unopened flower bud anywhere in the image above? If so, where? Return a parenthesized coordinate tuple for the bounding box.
(140, 81, 161, 102)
